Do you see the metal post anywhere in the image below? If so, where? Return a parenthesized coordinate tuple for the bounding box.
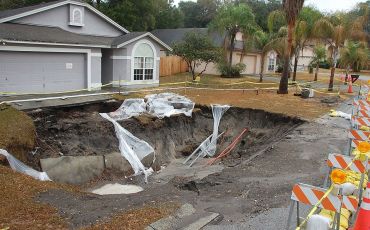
(335, 188, 343, 230)
(323, 167, 332, 188)
(346, 138, 352, 156)
(286, 200, 295, 230)
(296, 201, 300, 227)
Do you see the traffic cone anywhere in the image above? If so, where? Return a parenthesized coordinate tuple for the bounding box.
(351, 182, 370, 230)
(348, 75, 353, 93)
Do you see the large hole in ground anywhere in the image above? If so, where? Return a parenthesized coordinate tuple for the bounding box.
(27, 100, 303, 184)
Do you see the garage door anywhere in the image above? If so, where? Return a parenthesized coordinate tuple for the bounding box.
(244, 56, 257, 74)
(0, 51, 86, 94)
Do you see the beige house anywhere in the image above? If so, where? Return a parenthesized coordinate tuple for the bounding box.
(152, 29, 278, 76)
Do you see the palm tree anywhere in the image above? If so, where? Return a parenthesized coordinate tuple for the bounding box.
(340, 41, 369, 73)
(314, 13, 365, 91)
(291, 7, 322, 82)
(254, 31, 273, 82)
(209, 3, 258, 67)
(310, 45, 326, 81)
(278, 0, 305, 94)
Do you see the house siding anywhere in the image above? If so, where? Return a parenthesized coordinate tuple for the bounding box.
(12, 5, 123, 37)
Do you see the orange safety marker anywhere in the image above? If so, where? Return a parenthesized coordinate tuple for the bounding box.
(348, 76, 354, 93)
(357, 109, 370, 118)
(350, 182, 370, 230)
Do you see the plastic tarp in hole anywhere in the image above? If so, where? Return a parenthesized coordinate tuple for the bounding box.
(109, 93, 195, 121)
(100, 113, 154, 182)
(0, 149, 51, 181)
(200, 104, 230, 157)
(108, 99, 147, 120)
(145, 93, 195, 119)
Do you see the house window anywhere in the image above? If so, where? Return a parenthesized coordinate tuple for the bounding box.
(268, 53, 275, 71)
(133, 43, 154, 81)
(72, 8, 83, 25)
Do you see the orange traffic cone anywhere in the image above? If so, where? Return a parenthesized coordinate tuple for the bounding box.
(351, 182, 370, 230)
(348, 75, 353, 93)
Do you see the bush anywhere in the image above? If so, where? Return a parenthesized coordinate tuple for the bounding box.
(319, 60, 330, 69)
(217, 63, 246, 77)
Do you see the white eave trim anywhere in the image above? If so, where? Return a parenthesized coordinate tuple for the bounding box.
(115, 32, 172, 51)
(1, 39, 111, 48)
(0, 0, 129, 33)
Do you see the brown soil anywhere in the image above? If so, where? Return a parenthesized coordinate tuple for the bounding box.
(0, 165, 78, 230)
(0, 104, 35, 163)
(28, 101, 302, 173)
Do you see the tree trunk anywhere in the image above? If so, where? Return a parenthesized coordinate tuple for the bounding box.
(328, 66, 335, 91)
(278, 21, 294, 94)
(314, 64, 319, 81)
(259, 53, 265, 82)
(292, 50, 299, 82)
(228, 34, 236, 67)
(328, 49, 337, 91)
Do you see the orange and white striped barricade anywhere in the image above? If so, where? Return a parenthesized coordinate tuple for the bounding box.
(325, 154, 368, 205)
(353, 99, 370, 107)
(352, 100, 370, 117)
(347, 130, 370, 155)
(359, 85, 369, 100)
(286, 183, 358, 230)
(357, 108, 370, 118)
(352, 116, 370, 129)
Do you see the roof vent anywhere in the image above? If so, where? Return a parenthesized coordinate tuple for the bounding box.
(69, 5, 84, 27)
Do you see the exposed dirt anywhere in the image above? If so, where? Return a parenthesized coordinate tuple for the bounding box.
(0, 104, 35, 163)
(28, 101, 302, 173)
(2, 100, 305, 229)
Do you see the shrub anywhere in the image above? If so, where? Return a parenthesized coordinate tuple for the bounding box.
(217, 63, 246, 77)
(319, 60, 330, 69)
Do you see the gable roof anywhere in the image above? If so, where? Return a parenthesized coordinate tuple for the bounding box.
(152, 28, 264, 53)
(112, 32, 172, 51)
(0, 0, 129, 33)
(151, 28, 224, 47)
(0, 23, 172, 51)
(0, 23, 114, 47)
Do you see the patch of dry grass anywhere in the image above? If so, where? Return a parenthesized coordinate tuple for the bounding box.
(0, 105, 35, 162)
(83, 202, 179, 230)
(0, 166, 79, 230)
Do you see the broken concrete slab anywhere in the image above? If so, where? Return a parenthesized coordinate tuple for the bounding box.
(182, 213, 221, 230)
(145, 203, 196, 230)
(105, 151, 154, 174)
(104, 152, 132, 174)
(40, 156, 104, 184)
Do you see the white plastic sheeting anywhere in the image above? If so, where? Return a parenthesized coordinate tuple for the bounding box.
(109, 99, 147, 120)
(205, 104, 230, 156)
(145, 93, 195, 119)
(306, 214, 331, 230)
(100, 113, 154, 182)
(110, 93, 195, 121)
(0, 149, 51, 181)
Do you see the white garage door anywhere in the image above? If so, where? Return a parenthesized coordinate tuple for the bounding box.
(244, 56, 257, 74)
(0, 51, 86, 94)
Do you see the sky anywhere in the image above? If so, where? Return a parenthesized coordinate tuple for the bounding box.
(173, 0, 368, 12)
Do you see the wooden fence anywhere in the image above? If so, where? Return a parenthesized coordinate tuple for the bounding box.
(160, 56, 188, 76)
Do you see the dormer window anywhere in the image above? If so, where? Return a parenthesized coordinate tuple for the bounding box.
(73, 9, 82, 24)
(69, 5, 84, 27)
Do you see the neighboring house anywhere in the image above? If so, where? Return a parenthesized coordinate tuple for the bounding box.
(152, 28, 278, 76)
(0, 0, 171, 94)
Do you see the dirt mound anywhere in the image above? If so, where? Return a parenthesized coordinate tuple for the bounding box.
(28, 101, 303, 172)
(0, 104, 35, 164)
